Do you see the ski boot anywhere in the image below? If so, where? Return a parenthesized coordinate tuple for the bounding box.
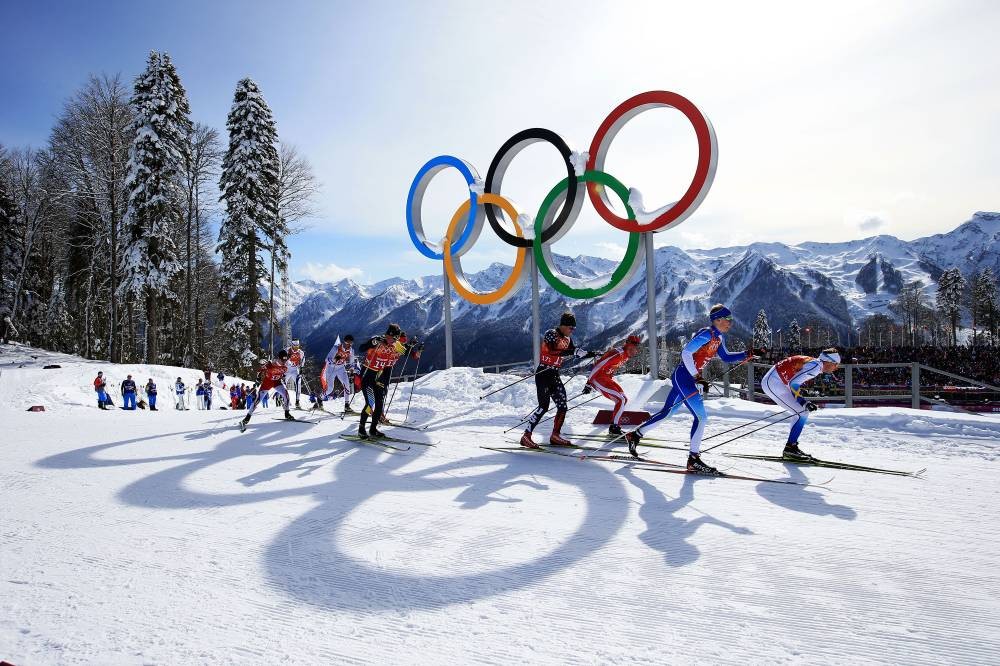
(519, 431, 540, 449)
(549, 433, 573, 447)
(369, 426, 386, 439)
(782, 442, 814, 461)
(624, 431, 642, 458)
(295, 400, 301, 410)
(284, 410, 295, 421)
(379, 414, 390, 425)
(343, 404, 356, 414)
(608, 424, 623, 436)
(357, 424, 369, 439)
(239, 415, 250, 433)
(687, 453, 721, 476)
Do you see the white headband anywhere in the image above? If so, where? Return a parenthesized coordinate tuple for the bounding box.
(818, 351, 841, 364)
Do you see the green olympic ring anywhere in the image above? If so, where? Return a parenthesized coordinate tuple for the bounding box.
(533, 170, 642, 299)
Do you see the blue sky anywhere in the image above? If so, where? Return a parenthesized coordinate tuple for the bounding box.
(3, 0, 999, 284)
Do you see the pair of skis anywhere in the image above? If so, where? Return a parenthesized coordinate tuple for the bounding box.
(546, 433, 923, 478)
(723, 453, 926, 478)
(482, 444, 829, 487)
(339, 429, 434, 452)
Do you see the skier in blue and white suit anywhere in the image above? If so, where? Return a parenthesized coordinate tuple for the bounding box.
(625, 304, 756, 474)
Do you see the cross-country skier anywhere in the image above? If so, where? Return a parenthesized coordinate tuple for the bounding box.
(520, 312, 595, 449)
(94, 371, 109, 409)
(320, 335, 357, 413)
(285, 340, 306, 409)
(145, 378, 158, 411)
(121, 374, 137, 410)
(761, 348, 841, 459)
(584, 334, 642, 435)
(240, 349, 295, 432)
(174, 377, 187, 410)
(356, 324, 422, 439)
(624, 304, 757, 474)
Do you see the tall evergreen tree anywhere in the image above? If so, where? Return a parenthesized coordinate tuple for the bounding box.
(788, 319, 801, 348)
(120, 51, 193, 362)
(972, 268, 998, 346)
(752, 309, 771, 349)
(217, 78, 279, 372)
(936, 267, 965, 346)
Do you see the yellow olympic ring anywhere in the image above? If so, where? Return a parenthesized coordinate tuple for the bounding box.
(443, 193, 528, 306)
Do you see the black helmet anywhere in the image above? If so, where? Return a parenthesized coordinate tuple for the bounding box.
(277, 349, 289, 360)
(386, 323, 401, 337)
(344, 334, 354, 343)
(560, 312, 577, 327)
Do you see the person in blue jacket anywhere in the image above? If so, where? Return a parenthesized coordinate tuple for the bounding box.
(144, 378, 158, 411)
(121, 374, 137, 410)
(625, 304, 757, 475)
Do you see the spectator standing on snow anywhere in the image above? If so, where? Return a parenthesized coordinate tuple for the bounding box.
(94, 371, 109, 409)
(175, 377, 187, 410)
(121, 374, 137, 410)
(195, 379, 205, 410)
(145, 378, 158, 411)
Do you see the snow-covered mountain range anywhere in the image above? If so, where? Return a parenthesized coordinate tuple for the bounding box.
(286, 212, 1000, 369)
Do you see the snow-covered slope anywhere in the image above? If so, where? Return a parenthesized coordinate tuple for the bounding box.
(294, 212, 1000, 370)
(3, 344, 1000, 664)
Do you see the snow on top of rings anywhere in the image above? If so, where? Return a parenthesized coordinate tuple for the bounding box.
(628, 187, 678, 226)
(570, 151, 589, 176)
(469, 180, 485, 196)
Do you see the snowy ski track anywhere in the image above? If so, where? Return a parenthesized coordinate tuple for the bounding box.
(2, 346, 1000, 664)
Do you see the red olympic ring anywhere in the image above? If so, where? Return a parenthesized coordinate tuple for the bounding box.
(586, 90, 718, 234)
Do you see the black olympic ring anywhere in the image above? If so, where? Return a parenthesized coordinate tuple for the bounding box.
(483, 128, 584, 248)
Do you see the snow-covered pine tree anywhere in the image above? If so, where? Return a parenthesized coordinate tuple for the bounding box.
(788, 319, 801, 348)
(936, 267, 965, 346)
(120, 51, 193, 362)
(972, 268, 998, 346)
(217, 78, 279, 373)
(752, 309, 771, 349)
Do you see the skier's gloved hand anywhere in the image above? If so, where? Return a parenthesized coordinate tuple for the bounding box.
(582, 384, 593, 395)
(574, 347, 589, 358)
(804, 400, 818, 412)
(695, 373, 711, 394)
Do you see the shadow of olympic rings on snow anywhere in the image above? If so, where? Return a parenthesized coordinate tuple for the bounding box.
(34, 417, 629, 611)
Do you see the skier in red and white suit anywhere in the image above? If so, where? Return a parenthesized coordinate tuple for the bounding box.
(321, 334, 357, 412)
(285, 340, 306, 408)
(585, 334, 642, 435)
(240, 350, 294, 431)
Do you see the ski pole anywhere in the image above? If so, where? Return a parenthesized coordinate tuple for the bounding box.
(479, 366, 553, 400)
(503, 390, 593, 433)
(530, 393, 601, 430)
(701, 410, 785, 442)
(401, 351, 424, 423)
(384, 351, 412, 414)
(479, 354, 592, 401)
(700, 412, 799, 453)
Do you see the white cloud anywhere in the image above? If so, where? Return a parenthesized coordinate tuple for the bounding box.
(299, 262, 364, 283)
(845, 209, 891, 234)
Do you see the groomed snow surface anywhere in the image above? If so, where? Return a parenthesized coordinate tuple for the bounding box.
(3, 344, 1000, 665)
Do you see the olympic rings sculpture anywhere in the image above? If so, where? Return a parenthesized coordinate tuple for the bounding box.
(406, 90, 718, 302)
